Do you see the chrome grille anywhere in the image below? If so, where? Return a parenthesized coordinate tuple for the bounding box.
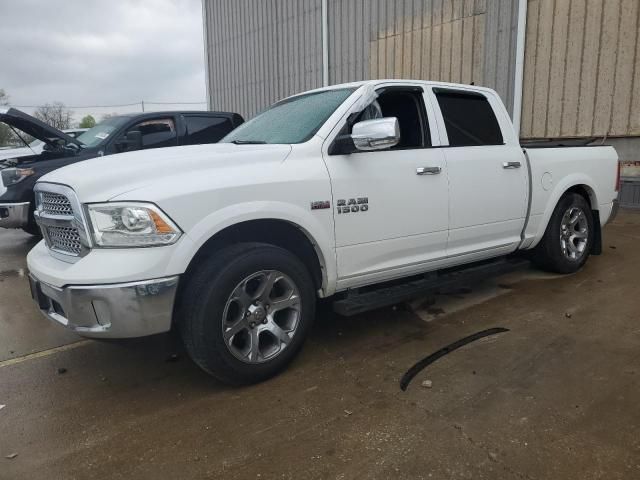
(35, 184, 89, 258)
(46, 225, 82, 255)
(41, 192, 73, 216)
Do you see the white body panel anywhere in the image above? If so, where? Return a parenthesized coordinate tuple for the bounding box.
(522, 146, 618, 248)
(27, 80, 619, 315)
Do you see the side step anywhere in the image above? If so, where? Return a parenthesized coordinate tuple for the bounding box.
(332, 257, 530, 316)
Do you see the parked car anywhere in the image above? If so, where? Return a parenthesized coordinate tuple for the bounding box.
(27, 80, 619, 384)
(0, 108, 244, 234)
(0, 128, 88, 162)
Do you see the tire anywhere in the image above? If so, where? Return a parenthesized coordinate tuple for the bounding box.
(178, 243, 316, 385)
(532, 193, 594, 274)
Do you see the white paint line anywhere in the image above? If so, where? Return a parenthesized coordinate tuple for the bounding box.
(0, 340, 92, 369)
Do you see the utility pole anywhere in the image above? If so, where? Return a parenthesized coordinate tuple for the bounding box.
(141, 100, 145, 112)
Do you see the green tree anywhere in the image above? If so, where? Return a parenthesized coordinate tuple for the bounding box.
(79, 115, 96, 129)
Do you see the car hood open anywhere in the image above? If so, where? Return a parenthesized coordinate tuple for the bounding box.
(0, 108, 82, 150)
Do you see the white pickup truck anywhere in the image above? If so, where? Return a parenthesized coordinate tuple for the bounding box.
(27, 80, 619, 384)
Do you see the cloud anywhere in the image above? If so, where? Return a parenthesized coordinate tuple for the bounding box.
(0, 0, 206, 121)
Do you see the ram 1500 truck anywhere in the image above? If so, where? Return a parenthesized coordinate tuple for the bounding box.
(0, 108, 243, 234)
(27, 80, 620, 384)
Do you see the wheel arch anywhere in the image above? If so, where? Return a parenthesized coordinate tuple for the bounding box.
(565, 184, 597, 210)
(178, 218, 330, 301)
(529, 180, 601, 250)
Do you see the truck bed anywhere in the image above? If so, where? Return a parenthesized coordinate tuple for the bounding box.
(520, 145, 618, 249)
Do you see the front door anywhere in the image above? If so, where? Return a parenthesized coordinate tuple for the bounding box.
(323, 86, 449, 289)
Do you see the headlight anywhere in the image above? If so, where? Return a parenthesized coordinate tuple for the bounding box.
(86, 202, 182, 247)
(1, 167, 35, 187)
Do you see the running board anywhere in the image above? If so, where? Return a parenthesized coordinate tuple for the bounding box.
(332, 257, 530, 317)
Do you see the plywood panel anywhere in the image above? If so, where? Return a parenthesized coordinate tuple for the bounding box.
(576, 0, 603, 136)
(450, 14, 463, 83)
(461, 15, 474, 84)
(560, 0, 586, 136)
(610, 0, 637, 135)
(592, 1, 620, 134)
(522, 0, 640, 138)
(520, 0, 539, 137)
(472, 11, 485, 85)
(546, 0, 570, 137)
(531, 0, 554, 137)
(630, 4, 640, 135)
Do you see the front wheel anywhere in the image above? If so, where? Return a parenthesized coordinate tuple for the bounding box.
(532, 193, 594, 274)
(178, 243, 316, 385)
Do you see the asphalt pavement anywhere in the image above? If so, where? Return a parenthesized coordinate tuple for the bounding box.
(1, 212, 639, 479)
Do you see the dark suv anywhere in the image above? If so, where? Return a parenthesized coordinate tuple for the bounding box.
(0, 109, 243, 234)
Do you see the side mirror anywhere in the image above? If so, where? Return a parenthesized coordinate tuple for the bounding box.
(116, 130, 143, 152)
(351, 117, 400, 151)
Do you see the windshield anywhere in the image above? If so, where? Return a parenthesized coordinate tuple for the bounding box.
(76, 116, 129, 147)
(222, 88, 356, 144)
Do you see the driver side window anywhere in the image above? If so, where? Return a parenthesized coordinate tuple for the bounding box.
(353, 89, 431, 150)
(113, 117, 178, 153)
(128, 118, 177, 150)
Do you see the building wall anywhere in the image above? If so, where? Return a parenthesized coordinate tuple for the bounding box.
(203, 0, 325, 119)
(203, 0, 521, 119)
(362, 0, 519, 115)
(521, 0, 640, 139)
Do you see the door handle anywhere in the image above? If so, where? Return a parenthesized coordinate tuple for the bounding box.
(416, 166, 442, 175)
(503, 161, 522, 169)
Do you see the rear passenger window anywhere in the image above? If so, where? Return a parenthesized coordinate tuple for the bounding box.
(184, 116, 233, 145)
(435, 90, 503, 146)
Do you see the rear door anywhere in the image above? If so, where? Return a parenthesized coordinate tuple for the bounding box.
(429, 87, 528, 258)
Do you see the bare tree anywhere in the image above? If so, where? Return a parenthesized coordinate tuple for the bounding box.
(34, 102, 74, 130)
(0, 89, 12, 147)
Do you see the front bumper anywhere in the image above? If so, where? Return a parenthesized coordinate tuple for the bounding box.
(28, 273, 179, 338)
(0, 201, 30, 228)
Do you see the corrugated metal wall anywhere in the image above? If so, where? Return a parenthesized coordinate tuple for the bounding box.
(204, 0, 324, 118)
(204, 0, 520, 119)
(521, 0, 640, 139)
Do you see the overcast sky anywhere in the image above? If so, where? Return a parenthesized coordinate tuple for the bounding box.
(0, 0, 206, 121)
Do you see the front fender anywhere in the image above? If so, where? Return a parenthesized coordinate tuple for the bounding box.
(165, 201, 337, 296)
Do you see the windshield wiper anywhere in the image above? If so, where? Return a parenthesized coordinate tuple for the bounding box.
(229, 140, 267, 145)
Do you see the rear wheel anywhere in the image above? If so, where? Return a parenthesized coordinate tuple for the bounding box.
(178, 243, 316, 385)
(532, 193, 593, 274)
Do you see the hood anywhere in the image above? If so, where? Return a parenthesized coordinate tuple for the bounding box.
(0, 108, 82, 149)
(38, 142, 293, 202)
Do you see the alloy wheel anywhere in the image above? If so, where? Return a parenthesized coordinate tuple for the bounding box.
(222, 270, 301, 363)
(559, 206, 589, 261)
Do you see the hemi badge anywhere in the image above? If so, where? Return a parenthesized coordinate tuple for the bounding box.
(310, 200, 331, 210)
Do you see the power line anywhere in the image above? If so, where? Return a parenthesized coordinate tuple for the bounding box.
(145, 101, 207, 105)
(8, 100, 207, 109)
